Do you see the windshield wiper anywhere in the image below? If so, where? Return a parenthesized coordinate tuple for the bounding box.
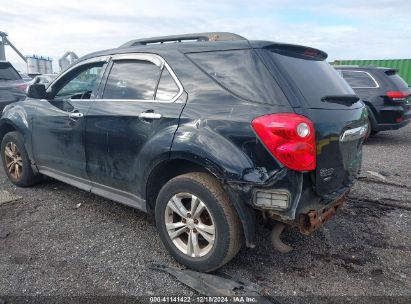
(321, 94, 360, 106)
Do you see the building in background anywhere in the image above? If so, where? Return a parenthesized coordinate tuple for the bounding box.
(58, 51, 79, 71)
(26, 55, 53, 76)
(333, 59, 411, 85)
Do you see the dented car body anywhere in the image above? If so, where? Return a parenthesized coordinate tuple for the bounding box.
(0, 32, 367, 271)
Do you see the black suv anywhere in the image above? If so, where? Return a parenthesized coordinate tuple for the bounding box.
(335, 66, 411, 137)
(0, 32, 367, 272)
(0, 61, 29, 111)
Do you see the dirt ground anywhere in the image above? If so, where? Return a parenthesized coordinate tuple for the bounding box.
(1, 124, 410, 302)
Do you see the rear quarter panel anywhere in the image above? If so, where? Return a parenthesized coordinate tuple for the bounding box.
(165, 50, 294, 184)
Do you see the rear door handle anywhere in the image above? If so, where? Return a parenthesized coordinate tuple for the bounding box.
(138, 112, 162, 119)
(69, 112, 84, 119)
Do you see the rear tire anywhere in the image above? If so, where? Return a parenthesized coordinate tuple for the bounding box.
(364, 116, 374, 142)
(1, 131, 40, 187)
(155, 172, 242, 272)
(365, 106, 379, 141)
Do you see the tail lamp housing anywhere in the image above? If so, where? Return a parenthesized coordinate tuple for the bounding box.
(251, 113, 316, 171)
(386, 91, 409, 101)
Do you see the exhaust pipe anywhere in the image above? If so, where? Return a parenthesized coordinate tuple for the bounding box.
(271, 222, 293, 253)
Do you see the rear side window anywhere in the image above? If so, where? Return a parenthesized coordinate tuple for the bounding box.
(155, 68, 180, 101)
(103, 60, 161, 100)
(0, 62, 21, 80)
(260, 49, 357, 108)
(187, 50, 288, 105)
(387, 73, 409, 90)
(341, 71, 378, 88)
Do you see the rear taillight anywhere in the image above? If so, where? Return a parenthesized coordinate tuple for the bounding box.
(386, 91, 409, 101)
(251, 113, 316, 171)
(395, 116, 403, 123)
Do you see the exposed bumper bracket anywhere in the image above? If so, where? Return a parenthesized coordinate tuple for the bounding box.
(298, 194, 346, 235)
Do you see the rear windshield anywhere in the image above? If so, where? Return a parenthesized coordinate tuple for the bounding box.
(0, 62, 21, 80)
(187, 50, 288, 105)
(261, 49, 358, 108)
(388, 73, 410, 90)
(340, 70, 378, 88)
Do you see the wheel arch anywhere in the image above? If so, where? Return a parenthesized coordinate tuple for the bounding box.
(145, 157, 214, 213)
(0, 120, 18, 142)
(145, 156, 256, 248)
(0, 119, 37, 173)
(363, 102, 378, 129)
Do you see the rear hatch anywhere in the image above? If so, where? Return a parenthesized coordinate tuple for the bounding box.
(383, 69, 411, 121)
(258, 44, 367, 196)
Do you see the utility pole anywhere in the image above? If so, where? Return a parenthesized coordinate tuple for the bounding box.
(0, 32, 6, 60)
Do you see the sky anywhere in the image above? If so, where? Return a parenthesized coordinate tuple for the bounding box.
(1, 0, 410, 73)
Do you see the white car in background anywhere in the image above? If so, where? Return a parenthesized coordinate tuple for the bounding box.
(30, 73, 57, 86)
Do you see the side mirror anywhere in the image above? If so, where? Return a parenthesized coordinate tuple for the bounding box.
(27, 84, 47, 99)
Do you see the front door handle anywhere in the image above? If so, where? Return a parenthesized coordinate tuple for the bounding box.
(69, 112, 84, 119)
(138, 112, 162, 119)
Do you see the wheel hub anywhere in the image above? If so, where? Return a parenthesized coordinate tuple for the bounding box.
(186, 218, 195, 229)
(164, 192, 216, 258)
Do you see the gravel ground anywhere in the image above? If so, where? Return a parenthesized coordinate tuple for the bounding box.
(0, 124, 410, 301)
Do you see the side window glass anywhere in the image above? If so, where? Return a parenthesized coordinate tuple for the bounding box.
(342, 71, 378, 88)
(155, 68, 179, 101)
(55, 64, 104, 100)
(103, 60, 161, 100)
(188, 50, 288, 105)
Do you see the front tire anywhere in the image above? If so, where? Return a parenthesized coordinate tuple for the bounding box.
(155, 172, 242, 272)
(1, 131, 39, 187)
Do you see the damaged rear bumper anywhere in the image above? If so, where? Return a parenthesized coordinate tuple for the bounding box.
(225, 168, 353, 247)
(265, 191, 348, 235)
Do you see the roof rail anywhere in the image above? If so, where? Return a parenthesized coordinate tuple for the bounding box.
(332, 64, 361, 67)
(119, 32, 247, 48)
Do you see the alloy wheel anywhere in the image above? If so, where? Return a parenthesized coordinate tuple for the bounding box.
(164, 192, 216, 257)
(4, 142, 23, 180)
